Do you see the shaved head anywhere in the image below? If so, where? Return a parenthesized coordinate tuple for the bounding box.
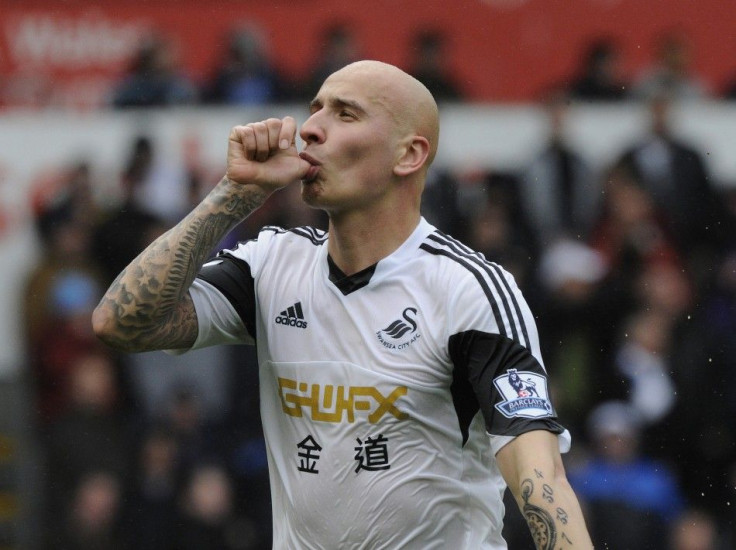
(325, 60, 440, 167)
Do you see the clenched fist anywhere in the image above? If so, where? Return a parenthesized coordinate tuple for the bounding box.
(226, 116, 311, 193)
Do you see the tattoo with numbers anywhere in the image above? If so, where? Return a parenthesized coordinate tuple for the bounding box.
(520, 478, 576, 549)
(520, 478, 557, 550)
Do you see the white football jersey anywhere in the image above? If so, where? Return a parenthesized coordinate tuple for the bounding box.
(187, 218, 570, 549)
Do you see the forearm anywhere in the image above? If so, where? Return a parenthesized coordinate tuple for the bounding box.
(497, 431, 593, 549)
(92, 177, 268, 352)
(510, 466, 592, 549)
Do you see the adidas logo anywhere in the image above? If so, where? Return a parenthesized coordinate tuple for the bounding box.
(275, 301, 308, 329)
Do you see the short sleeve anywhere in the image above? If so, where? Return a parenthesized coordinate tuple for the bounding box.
(444, 258, 567, 451)
(164, 277, 249, 355)
(190, 278, 252, 347)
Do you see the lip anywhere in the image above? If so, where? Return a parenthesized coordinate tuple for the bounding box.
(299, 152, 321, 166)
(299, 152, 321, 183)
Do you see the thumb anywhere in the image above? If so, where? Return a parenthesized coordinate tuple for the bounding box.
(296, 156, 311, 178)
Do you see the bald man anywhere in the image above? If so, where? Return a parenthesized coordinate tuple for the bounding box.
(94, 60, 592, 549)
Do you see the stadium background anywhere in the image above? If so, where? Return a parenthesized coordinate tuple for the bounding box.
(1, 0, 735, 548)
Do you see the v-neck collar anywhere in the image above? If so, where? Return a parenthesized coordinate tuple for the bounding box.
(327, 255, 376, 295)
(324, 217, 434, 296)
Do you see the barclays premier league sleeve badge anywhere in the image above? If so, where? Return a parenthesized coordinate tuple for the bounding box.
(493, 368, 554, 419)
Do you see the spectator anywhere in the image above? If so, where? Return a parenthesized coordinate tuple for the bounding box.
(420, 168, 467, 239)
(672, 248, 736, 520)
(92, 136, 172, 285)
(616, 93, 719, 259)
(520, 89, 600, 248)
(299, 23, 361, 100)
(534, 239, 608, 429)
(31, 269, 109, 424)
(173, 463, 251, 550)
(154, 386, 229, 474)
(407, 29, 464, 101)
(124, 345, 234, 431)
(632, 31, 709, 101)
(465, 172, 537, 287)
(568, 401, 686, 549)
(43, 351, 130, 545)
(203, 25, 284, 105)
(24, 161, 103, 353)
(111, 33, 198, 108)
(568, 38, 628, 101)
(613, 310, 678, 432)
(589, 159, 683, 275)
(670, 508, 723, 550)
(124, 427, 181, 550)
(51, 470, 126, 550)
(225, 346, 273, 550)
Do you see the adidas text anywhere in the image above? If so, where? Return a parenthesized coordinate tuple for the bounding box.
(275, 316, 308, 329)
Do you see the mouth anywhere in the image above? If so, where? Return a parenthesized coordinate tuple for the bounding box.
(299, 152, 321, 183)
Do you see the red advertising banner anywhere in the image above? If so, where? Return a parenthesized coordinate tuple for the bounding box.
(0, 0, 733, 108)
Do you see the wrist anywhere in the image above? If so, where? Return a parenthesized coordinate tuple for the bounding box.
(212, 176, 270, 219)
(222, 175, 274, 197)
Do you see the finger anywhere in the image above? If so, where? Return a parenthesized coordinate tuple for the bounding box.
(250, 122, 270, 162)
(264, 118, 283, 151)
(278, 116, 298, 149)
(240, 126, 257, 160)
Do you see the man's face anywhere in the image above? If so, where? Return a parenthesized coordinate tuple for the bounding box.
(298, 66, 403, 214)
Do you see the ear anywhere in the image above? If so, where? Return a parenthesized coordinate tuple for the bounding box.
(393, 136, 430, 177)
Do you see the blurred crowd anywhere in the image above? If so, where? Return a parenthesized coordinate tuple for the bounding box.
(17, 22, 736, 550)
(100, 26, 736, 108)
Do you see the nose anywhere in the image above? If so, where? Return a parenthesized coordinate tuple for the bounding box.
(299, 111, 325, 145)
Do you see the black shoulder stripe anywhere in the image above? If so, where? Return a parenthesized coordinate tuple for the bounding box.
(261, 225, 289, 234)
(432, 231, 530, 348)
(419, 242, 508, 339)
(299, 225, 328, 241)
(221, 225, 284, 252)
(224, 225, 327, 251)
(425, 234, 519, 343)
(289, 226, 328, 245)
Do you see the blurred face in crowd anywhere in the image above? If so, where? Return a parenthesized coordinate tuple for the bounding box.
(69, 352, 117, 412)
(671, 509, 718, 550)
(185, 465, 233, 524)
(72, 472, 121, 532)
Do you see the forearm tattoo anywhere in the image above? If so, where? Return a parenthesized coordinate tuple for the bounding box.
(521, 470, 575, 549)
(97, 178, 267, 351)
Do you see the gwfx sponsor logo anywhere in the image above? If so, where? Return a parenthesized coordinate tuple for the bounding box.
(278, 377, 408, 424)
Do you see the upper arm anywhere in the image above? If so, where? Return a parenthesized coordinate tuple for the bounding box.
(448, 329, 565, 446)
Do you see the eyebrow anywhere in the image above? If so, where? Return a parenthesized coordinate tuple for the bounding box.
(309, 96, 367, 115)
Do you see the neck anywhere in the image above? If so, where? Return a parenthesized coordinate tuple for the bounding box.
(327, 207, 421, 276)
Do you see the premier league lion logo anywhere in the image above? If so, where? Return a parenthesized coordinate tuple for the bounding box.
(507, 368, 539, 398)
